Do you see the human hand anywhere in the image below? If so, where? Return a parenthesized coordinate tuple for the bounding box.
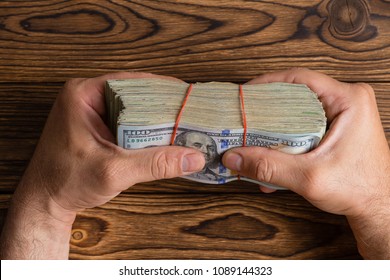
(17, 72, 206, 222)
(0, 72, 205, 259)
(222, 68, 390, 259)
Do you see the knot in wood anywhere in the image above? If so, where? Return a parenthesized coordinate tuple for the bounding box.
(71, 229, 86, 241)
(20, 9, 114, 35)
(183, 213, 278, 240)
(70, 216, 107, 247)
(327, 0, 374, 41)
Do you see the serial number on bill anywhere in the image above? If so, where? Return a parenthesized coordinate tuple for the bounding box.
(212, 266, 272, 276)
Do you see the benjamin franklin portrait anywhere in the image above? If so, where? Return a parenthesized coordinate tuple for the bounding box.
(174, 131, 220, 170)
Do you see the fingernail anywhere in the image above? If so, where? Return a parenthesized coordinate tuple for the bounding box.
(182, 153, 205, 173)
(224, 152, 242, 171)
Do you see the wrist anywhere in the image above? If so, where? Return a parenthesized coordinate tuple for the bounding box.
(13, 176, 77, 226)
(347, 197, 390, 259)
(10, 188, 76, 228)
(0, 180, 77, 259)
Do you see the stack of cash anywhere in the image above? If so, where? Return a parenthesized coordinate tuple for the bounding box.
(105, 78, 326, 188)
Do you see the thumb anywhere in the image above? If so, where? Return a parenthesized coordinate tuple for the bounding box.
(222, 147, 306, 191)
(124, 146, 205, 185)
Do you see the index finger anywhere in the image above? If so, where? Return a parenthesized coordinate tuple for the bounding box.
(246, 68, 351, 122)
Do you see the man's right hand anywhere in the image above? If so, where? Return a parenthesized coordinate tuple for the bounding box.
(0, 72, 206, 259)
(222, 68, 390, 259)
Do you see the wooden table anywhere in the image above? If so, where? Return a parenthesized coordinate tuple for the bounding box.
(0, 0, 389, 259)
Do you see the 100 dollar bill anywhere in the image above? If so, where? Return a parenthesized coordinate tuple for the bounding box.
(118, 124, 322, 189)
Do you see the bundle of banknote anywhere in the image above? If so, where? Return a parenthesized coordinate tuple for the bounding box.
(105, 78, 327, 188)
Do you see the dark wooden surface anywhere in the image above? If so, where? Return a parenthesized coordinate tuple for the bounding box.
(0, 0, 389, 259)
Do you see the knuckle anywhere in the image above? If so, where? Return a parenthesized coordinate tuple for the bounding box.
(349, 83, 377, 117)
(95, 148, 134, 188)
(96, 158, 120, 186)
(61, 78, 85, 100)
(356, 82, 374, 96)
(63, 78, 84, 91)
(354, 83, 375, 103)
(254, 158, 276, 183)
(285, 67, 310, 83)
(151, 151, 179, 179)
(92, 155, 121, 186)
(300, 166, 324, 200)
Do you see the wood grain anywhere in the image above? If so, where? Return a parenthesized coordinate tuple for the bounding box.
(0, 0, 389, 260)
(0, 0, 389, 82)
(0, 193, 358, 259)
(69, 193, 359, 259)
(0, 193, 359, 259)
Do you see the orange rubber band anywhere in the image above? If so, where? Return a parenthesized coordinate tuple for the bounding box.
(239, 84, 247, 147)
(170, 83, 194, 145)
(238, 84, 247, 181)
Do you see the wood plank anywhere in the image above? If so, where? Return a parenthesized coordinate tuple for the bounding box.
(68, 193, 361, 259)
(0, 194, 360, 259)
(0, 0, 388, 82)
(1, 82, 389, 192)
(0, 0, 387, 261)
